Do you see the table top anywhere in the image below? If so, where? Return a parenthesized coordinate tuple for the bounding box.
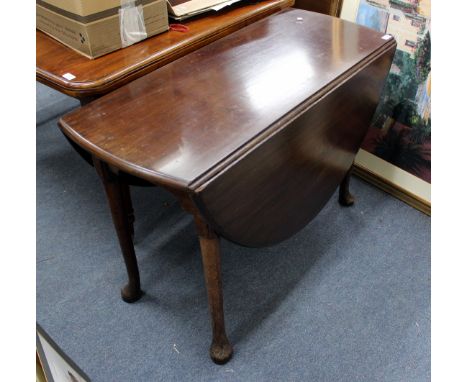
(36, 0, 292, 99)
(59, 9, 396, 191)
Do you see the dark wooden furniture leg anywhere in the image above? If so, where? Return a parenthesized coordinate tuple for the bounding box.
(194, 216, 233, 364)
(93, 158, 143, 303)
(120, 183, 135, 238)
(339, 167, 355, 206)
(79, 96, 98, 106)
(63, 134, 136, 236)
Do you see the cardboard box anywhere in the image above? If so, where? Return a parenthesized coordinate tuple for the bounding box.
(37, 0, 169, 59)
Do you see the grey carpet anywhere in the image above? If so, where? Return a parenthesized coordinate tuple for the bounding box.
(36, 82, 431, 382)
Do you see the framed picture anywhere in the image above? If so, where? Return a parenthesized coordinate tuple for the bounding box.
(36, 324, 90, 382)
(341, 0, 431, 215)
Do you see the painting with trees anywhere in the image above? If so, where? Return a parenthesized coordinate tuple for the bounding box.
(354, 0, 431, 183)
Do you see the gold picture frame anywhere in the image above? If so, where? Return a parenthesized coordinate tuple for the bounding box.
(340, 0, 431, 215)
(36, 324, 90, 382)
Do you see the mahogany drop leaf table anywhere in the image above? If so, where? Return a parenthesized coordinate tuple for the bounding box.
(59, 9, 396, 364)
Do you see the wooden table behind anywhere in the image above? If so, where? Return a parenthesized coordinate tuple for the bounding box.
(36, 0, 292, 100)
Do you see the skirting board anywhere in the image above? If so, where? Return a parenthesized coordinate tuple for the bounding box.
(352, 149, 431, 216)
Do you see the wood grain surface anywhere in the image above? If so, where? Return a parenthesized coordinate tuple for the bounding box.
(60, 9, 396, 192)
(193, 52, 394, 246)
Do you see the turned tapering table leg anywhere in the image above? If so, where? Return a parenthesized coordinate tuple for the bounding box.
(194, 217, 233, 364)
(120, 183, 135, 238)
(93, 158, 143, 303)
(339, 167, 355, 207)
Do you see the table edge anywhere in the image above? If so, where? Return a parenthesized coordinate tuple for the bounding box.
(58, 38, 396, 192)
(189, 39, 397, 192)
